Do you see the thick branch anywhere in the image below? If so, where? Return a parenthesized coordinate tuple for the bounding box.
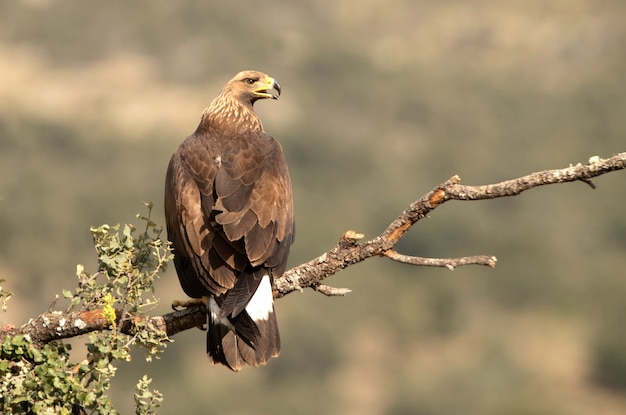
(0, 305, 206, 347)
(1, 153, 624, 345)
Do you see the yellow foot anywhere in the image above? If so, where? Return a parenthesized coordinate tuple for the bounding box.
(171, 297, 208, 330)
(171, 298, 205, 310)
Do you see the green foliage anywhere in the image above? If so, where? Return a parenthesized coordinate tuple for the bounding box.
(134, 375, 164, 415)
(68, 202, 170, 314)
(0, 204, 172, 414)
(0, 333, 121, 414)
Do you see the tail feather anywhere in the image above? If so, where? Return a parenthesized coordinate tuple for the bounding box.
(206, 273, 280, 371)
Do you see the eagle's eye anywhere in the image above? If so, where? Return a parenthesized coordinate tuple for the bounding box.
(245, 78, 256, 85)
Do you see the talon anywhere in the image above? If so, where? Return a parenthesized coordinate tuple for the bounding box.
(171, 298, 205, 311)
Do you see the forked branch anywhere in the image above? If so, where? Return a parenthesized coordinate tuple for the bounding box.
(275, 152, 625, 296)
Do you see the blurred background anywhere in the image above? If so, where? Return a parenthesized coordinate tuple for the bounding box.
(1, 0, 625, 414)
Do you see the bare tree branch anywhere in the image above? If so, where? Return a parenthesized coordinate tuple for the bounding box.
(1, 305, 206, 347)
(2, 152, 624, 346)
(384, 250, 497, 270)
(275, 152, 625, 296)
(311, 283, 352, 296)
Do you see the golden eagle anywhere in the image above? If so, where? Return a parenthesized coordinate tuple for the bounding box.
(164, 70, 294, 371)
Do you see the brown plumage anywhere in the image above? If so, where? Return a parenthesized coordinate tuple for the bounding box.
(164, 70, 294, 371)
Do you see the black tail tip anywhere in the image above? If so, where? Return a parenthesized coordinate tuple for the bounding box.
(207, 310, 280, 371)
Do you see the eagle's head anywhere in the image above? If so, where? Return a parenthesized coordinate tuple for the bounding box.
(226, 70, 281, 106)
(202, 70, 281, 132)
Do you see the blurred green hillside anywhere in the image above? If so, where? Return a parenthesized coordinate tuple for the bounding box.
(1, 1, 625, 414)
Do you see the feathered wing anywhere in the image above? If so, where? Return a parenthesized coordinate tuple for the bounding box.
(165, 129, 294, 371)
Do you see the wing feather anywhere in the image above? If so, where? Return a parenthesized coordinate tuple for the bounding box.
(165, 128, 294, 302)
(244, 223, 276, 266)
(219, 209, 258, 241)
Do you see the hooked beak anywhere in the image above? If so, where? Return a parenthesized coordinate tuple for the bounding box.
(253, 76, 281, 100)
